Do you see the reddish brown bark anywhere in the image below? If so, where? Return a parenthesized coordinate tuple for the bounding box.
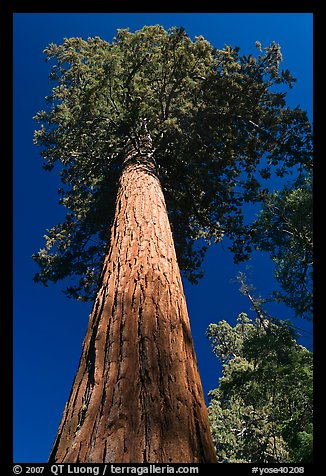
(49, 139, 217, 463)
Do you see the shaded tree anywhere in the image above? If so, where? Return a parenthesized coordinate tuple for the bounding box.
(206, 288, 313, 463)
(251, 172, 313, 319)
(33, 26, 312, 463)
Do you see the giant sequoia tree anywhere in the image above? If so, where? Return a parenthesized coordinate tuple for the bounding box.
(33, 26, 312, 463)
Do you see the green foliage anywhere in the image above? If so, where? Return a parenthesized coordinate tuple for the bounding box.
(33, 25, 312, 300)
(251, 173, 313, 319)
(206, 313, 313, 463)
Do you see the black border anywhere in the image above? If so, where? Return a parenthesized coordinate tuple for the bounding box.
(4, 1, 320, 469)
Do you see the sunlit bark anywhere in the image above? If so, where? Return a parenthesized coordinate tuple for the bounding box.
(49, 137, 217, 463)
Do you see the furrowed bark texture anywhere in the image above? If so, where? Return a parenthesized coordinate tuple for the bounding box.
(49, 140, 217, 463)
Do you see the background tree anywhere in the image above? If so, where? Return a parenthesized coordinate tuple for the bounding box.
(206, 303, 313, 463)
(32, 25, 312, 463)
(251, 172, 313, 319)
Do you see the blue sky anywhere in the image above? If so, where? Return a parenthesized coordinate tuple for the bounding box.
(13, 12, 313, 463)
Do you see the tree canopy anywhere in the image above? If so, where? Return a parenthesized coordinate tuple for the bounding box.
(33, 25, 312, 301)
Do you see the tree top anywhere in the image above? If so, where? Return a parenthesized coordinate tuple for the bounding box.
(33, 25, 312, 301)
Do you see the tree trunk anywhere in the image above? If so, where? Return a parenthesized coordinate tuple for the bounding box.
(48, 136, 217, 463)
